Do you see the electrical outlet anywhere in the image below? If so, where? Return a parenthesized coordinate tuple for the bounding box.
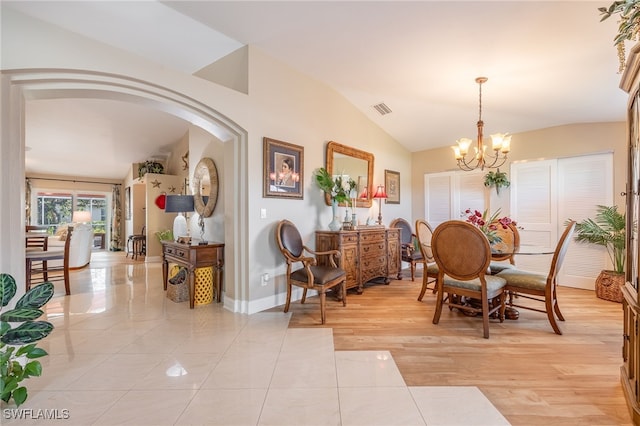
(261, 273, 270, 286)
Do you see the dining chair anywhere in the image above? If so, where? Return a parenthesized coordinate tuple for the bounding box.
(26, 226, 73, 295)
(431, 220, 507, 338)
(489, 221, 520, 275)
(496, 220, 576, 335)
(390, 218, 423, 281)
(414, 219, 439, 301)
(275, 219, 347, 324)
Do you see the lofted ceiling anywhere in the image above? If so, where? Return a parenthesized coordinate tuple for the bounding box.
(3, 1, 629, 181)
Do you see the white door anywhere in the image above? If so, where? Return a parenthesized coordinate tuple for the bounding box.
(511, 153, 613, 289)
(424, 170, 485, 228)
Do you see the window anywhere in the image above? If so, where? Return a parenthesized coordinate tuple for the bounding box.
(34, 191, 108, 235)
(35, 192, 72, 233)
(77, 194, 107, 233)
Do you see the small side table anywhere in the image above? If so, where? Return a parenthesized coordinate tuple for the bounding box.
(161, 241, 225, 308)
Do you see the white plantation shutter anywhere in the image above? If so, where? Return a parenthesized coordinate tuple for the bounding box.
(557, 153, 613, 289)
(425, 172, 453, 228)
(455, 171, 486, 218)
(511, 153, 613, 289)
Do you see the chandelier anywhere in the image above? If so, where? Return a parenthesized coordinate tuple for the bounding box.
(452, 77, 511, 171)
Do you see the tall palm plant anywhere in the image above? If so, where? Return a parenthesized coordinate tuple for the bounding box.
(573, 205, 626, 273)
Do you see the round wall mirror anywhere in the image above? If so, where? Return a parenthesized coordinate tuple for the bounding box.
(193, 157, 219, 218)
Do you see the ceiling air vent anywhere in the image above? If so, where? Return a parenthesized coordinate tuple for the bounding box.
(373, 102, 392, 115)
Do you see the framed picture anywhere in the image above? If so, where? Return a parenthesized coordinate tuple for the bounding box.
(125, 186, 132, 220)
(263, 137, 304, 199)
(385, 169, 400, 204)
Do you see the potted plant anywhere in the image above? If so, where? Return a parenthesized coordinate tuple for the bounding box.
(483, 169, 510, 195)
(572, 205, 626, 302)
(313, 168, 356, 231)
(599, 0, 640, 72)
(0, 273, 55, 407)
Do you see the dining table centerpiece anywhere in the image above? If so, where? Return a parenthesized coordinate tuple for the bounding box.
(462, 208, 517, 244)
(314, 167, 356, 231)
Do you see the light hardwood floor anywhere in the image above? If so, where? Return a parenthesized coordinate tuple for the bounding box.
(279, 270, 632, 425)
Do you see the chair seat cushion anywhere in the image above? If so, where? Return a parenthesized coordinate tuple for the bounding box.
(496, 269, 547, 291)
(26, 249, 65, 261)
(443, 274, 507, 292)
(489, 261, 516, 275)
(404, 251, 423, 261)
(291, 265, 346, 286)
(425, 263, 439, 275)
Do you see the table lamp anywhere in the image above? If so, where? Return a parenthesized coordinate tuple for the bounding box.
(373, 185, 388, 225)
(72, 211, 92, 224)
(165, 195, 194, 240)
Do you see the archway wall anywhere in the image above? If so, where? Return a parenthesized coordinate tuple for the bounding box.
(2, 9, 412, 313)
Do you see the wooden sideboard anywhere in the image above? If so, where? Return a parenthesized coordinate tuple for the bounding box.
(161, 241, 225, 309)
(315, 227, 401, 293)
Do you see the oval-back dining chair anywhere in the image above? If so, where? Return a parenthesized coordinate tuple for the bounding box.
(389, 218, 423, 281)
(489, 221, 521, 275)
(431, 220, 507, 338)
(497, 220, 576, 335)
(275, 220, 347, 324)
(414, 219, 439, 301)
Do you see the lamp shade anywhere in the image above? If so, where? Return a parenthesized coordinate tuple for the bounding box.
(373, 185, 388, 199)
(359, 187, 368, 199)
(165, 195, 194, 213)
(72, 210, 92, 223)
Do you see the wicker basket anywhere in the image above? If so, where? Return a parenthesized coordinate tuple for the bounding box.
(595, 270, 624, 303)
(167, 264, 189, 303)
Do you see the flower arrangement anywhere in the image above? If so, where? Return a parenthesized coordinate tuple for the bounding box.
(314, 167, 356, 204)
(462, 208, 517, 244)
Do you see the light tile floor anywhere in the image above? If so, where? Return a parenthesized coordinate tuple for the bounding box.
(1, 258, 510, 425)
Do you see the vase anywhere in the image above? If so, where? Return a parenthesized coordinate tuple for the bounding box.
(352, 213, 357, 227)
(328, 199, 342, 231)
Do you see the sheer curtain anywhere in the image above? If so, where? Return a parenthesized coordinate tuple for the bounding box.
(110, 184, 123, 251)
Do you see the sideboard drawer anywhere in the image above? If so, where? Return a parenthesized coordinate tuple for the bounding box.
(360, 231, 385, 244)
(361, 242, 386, 257)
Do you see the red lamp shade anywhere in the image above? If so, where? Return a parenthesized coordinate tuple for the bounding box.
(359, 186, 368, 199)
(373, 185, 388, 199)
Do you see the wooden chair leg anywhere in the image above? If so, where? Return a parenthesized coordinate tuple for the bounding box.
(481, 295, 490, 339)
(319, 288, 326, 324)
(432, 280, 444, 325)
(341, 281, 347, 306)
(25, 259, 32, 292)
(552, 284, 565, 321)
(284, 283, 292, 313)
(410, 262, 415, 281)
(43, 260, 48, 281)
(301, 288, 307, 304)
(64, 267, 70, 295)
(418, 274, 429, 301)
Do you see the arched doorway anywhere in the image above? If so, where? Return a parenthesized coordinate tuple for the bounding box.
(1, 69, 248, 308)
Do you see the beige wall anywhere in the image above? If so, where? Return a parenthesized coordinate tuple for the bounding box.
(410, 122, 627, 221)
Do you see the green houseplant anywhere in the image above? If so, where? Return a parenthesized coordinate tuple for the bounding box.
(599, 0, 640, 72)
(483, 169, 510, 195)
(0, 273, 55, 407)
(314, 167, 356, 231)
(572, 205, 625, 302)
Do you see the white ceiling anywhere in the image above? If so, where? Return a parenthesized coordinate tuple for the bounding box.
(4, 1, 629, 181)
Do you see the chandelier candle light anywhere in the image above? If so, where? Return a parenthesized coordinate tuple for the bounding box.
(373, 185, 388, 225)
(453, 77, 511, 171)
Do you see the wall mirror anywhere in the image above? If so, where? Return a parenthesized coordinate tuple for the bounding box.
(193, 157, 219, 218)
(326, 141, 374, 208)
